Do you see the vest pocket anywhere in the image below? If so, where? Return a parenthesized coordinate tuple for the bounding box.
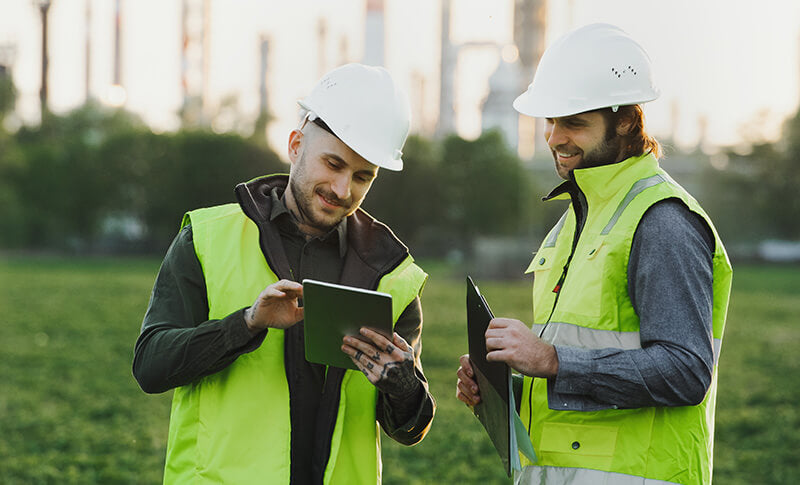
(539, 422, 618, 469)
(525, 250, 555, 274)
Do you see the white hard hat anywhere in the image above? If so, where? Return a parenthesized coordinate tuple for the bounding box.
(298, 63, 411, 171)
(513, 23, 660, 118)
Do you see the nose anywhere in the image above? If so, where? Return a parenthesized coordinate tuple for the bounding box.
(546, 121, 567, 149)
(330, 172, 351, 201)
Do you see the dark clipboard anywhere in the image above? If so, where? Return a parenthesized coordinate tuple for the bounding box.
(302, 279, 393, 370)
(466, 276, 515, 477)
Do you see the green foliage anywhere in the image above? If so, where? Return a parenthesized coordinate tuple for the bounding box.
(366, 130, 538, 258)
(755, 112, 800, 239)
(1, 257, 797, 484)
(441, 130, 531, 242)
(0, 103, 284, 252)
(0, 68, 16, 118)
(101, 129, 285, 251)
(365, 135, 448, 256)
(713, 108, 800, 241)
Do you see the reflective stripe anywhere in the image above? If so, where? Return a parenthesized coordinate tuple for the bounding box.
(515, 465, 680, 485)
(601, 174, 666, 235)
(533, 322, 641, 350)
(533, 322, 723, 364)
(544, 211, 569, 248)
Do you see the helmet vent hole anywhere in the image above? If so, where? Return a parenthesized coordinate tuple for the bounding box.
(612, 66, 638, 78)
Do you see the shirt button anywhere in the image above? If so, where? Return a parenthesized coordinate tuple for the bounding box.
(572, 441, 580, 450)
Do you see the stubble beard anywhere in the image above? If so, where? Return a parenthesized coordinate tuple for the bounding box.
(288, 158, 352, 235)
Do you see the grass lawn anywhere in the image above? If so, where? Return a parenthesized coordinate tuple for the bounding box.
(0, 256, 797, 484)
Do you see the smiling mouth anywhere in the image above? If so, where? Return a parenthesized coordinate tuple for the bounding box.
(317, 191, 344, 209)
(556, 151, 579, 160)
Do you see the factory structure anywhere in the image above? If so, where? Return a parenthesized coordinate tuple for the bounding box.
(1, 0, 551, 157)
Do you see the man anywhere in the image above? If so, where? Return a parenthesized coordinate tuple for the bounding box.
(456, 24, 732, 484)
(134, 63, 435, 484)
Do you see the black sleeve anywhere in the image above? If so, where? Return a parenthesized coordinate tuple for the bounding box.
(132, 225, 267, 394)
(375, 296, 436, 445)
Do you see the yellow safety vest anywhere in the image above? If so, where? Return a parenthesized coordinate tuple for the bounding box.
(163, 203, 427, 484)
(519, 153, 732, 484)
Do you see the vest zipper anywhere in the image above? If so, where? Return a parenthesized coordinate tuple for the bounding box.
(528, 179, 589, 433)
(540, 179, 588, 336)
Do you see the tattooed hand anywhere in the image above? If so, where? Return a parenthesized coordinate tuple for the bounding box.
(342, 329, 420, 398)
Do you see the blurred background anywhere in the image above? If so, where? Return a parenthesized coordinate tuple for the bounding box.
(0, 1, 799, 483)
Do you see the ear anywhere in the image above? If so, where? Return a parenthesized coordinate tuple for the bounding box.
(287, 129, 304, 165)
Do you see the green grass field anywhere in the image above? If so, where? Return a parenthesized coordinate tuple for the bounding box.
(0, 256, 798, 484)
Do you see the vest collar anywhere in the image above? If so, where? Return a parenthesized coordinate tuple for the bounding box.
(544, 152, 658, 204)
(235, 174, 411, 286)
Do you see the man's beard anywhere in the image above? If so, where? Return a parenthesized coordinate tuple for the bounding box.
(289, 161, 351, 233)
(578, 132, 624, 170)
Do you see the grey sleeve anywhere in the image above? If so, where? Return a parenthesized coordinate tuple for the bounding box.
(376, 296, 436, 445)
(132, 225, 266, 394)
(548, 198, 716, 410)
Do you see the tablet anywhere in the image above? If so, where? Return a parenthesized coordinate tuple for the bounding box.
(302, 279, 393, 370)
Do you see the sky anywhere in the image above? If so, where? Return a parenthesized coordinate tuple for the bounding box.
(1, 0, 799, 156)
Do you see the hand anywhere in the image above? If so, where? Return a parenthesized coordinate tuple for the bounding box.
(244, 280, 304, 334)
(342, 329, 419, 398)
(485, 317, 559, 378)
(456, 354, 481, 406)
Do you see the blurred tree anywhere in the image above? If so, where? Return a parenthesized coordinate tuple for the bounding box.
(0, 102, 286, 253)
(127, 129, 285, 252)
(364, 135, 447, 256)
(439, 129, 533, 254)
(0, 65, 15, 119)
(760, 110, 800, 239)
(8, 103, 144, 250)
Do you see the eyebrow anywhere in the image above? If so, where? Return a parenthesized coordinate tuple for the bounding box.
(548, 116, 589, 126)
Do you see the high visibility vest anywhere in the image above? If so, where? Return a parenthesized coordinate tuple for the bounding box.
(163, 203, 427, 484)
(519, 153, 732, 485)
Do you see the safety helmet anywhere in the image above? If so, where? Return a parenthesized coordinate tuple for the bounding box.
(298, 63, 411, 171)
(513, 23, 659, 118)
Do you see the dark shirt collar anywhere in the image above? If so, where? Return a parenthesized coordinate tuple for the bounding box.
(269, 187, 348, 258)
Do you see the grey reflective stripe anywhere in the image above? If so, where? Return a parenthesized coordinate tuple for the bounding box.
(515, 465, 680, 485)
(601, 174, 666, 235)
(543, 211, 568, 248)
(532, 322, 723, 365)
(533, 322, 641, 351)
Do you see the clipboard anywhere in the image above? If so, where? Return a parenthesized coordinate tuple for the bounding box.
(466, 276, 536, 477)
(302, 279, 393, 370)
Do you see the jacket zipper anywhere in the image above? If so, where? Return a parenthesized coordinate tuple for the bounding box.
(528, 178, 589, 432)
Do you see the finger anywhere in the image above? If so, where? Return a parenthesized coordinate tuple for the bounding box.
(456, 389, 475, 406)
(391, 332, 411, 351)
(456, 367, 477, 390)
(458, 354, 473, 377)
(276, 279, 304, 292)
(457, 378, 480, 402)
(347, 352, 378, 381)
(353, 336, 384, 363)
(359, 327, 392, 348)
(342, 335, 379, 357)
(456, 384, 481, 406)
(485, 336, 504, 352)
(485, 349, 507, 363)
